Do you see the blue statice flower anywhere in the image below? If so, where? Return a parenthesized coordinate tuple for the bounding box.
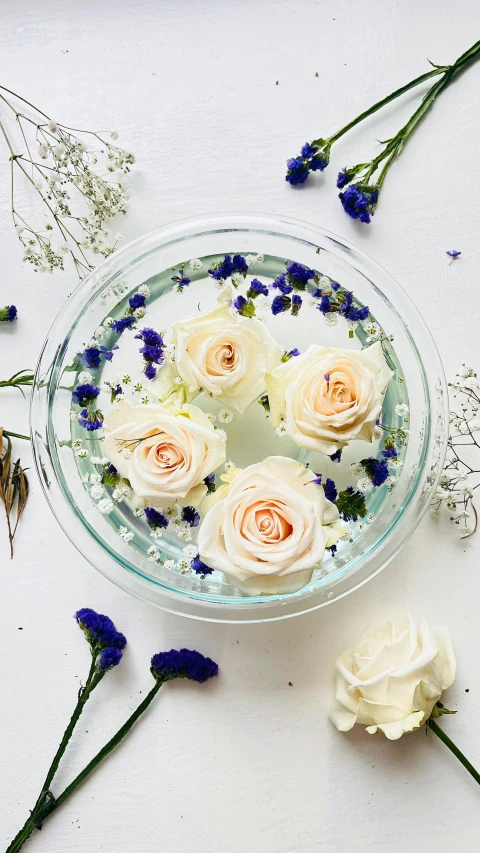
(271, 294, 291, 315)
(382, 447, 398, 459)
(360, 456, 389, 487)
(129, 293, 146, 310)
(310, 472, 322, 485)
(324, 477, 337, 503)
(135, 327, 164, 379)
(190, 555, 214, 576)
(286, 261, 315, 290)
(339, 184, 378, 224)
(336, 169, 353, 189)
(144, 507, 169, 529)
(204, 473, 216, 494)
(286, 141, 329, 186)
(446, 250, 461, 258)
(171, 269, 191, 290)
(78, 408, 104, 431)
(111, 315, 136, 334)
(75, 608, 127, 650)
(281, 348, 300, 363)
(151, 648, 218, 683)
(72, 383, 100, 407)
(340, 291, 369, 322)
(317, 294, 331, 315)
(326, 544, 337, 555)
(208, 254, 248, 282)
(98, 647, 123, 671)
(79, 347, 102, 369)
(272, 274, 293, 295)
(329, 448, 342, 463)
(182, 506, 200, 527)
(247, 278, 269, 298)
(0, 305, 17, 322)
(291, 294, 302, 316)
(233, 295, 255, 317)
(259, 394, 270, 412)
(330, 281, 340, 291)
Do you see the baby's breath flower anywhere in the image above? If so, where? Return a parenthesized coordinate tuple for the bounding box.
(118, 526, 134, 543)
(182, 544, 198, 559)
(357, 477, 374, 494)
(205, 412, 216, 424)
(189, 258, 203, 271)
(150, 528, 163, 540)
(215, 428, 227, 442)
(373, 425, 383, 440)
(90, 472, 103, 485)
(81, 473, 90, 483)
(177, 559, 190, 571)
(164, 559, 175, 570)
(97, 498, 114, 514)
(76, 448, 89, 458)
(148, 545, 161, 562)
(78, 370, 93, 384)
(218, 408, 233, 424)
(90, 484, 105, 499)
(72, 438, 83, 450)
(395, 404, 409, 417)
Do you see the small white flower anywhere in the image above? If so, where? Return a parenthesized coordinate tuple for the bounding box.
(367, 513, 376, 523)
(215, 428, 227, 442)
(38, 143, 49, 159)
(122, 449, 132, 460)
(100, 457, 110, 465)
(90, 457, 103, 466)
(78, 370, 93, 384)
(76, 448, 89, 458)
(205, 412, 216, 424)
(72, 438, 83, 450)
(275, 422, 287, 436)
(14, 224, 25, 235)
(90, 472, 103, 484)
(148, 545, 160, 561)
(231, 272, 244, 287)
(118, 526, 134, 543)
(149, 528, 163, 540)
(459, 483, 473, 496)
(141, 395, 150, 405)
(103, 316, 114, 328)
(395, 404, 409, 418)
(457, 364, 472, 379)
(137, 284, 151, 297)
(134, 308, 146, 319)
(391, 457, 404, 468)
(189, 258, 203, 271)
(363, 321, 380, 339)
(81, 473, 90, 483)
(469, 419, 480, 432)
(255, 254, 264, 264)
(177, 559, 190, 571)
(97, 498, 114, 514)
(373, 425, 383, 440)
(70, 411, 80, 422)
(463, 376, 478, 389)
(111, 131, 119, 140)
(47, 120, 58, 134)
(218, 407, 233, 424)
(90, 483, 105, 499)
(225, 460, 236, 471)
(351, 463, 364, 477)
(86, 338, 97, 348)
(357, 477, 374, 494)
(357, 523, 365, 531)
(177, 527, 193, 541)
(324, 312, 338, 326)
(94, 326, 106, 340)
(387, 475, 397, 486)
(347, 320, 358, 332)
(182, 544, 198, 559)
(164, 559, 175, 570)
(258, 297, 270, 312)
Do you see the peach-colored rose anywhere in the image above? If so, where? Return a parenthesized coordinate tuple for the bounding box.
(103, 400, 226, 507)
(266, 342, 392, 455)
(198, 456, 344, 595)
(171, 304, 282, 412)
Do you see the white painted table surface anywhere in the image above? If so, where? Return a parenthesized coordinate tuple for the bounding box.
(1, 1, 480, 850)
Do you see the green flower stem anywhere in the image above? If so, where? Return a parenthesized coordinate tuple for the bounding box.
(6, 678, 164, 853)
(322, 37, 480, 151)
(370, 40, 480, 190)
(6, 657, 102, 853)
(0, 372, 34, 391)
(428, 718, 480, 785)
(324, 66, 448, 146)
(3, 431, 30, 441)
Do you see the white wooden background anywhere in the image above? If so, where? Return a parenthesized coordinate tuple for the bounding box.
(1, 1, 480, 850)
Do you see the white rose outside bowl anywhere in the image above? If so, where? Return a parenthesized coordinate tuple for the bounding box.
(30, 213, 448, 623)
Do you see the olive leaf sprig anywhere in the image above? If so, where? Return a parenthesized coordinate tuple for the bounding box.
(0, 428, 29, 558)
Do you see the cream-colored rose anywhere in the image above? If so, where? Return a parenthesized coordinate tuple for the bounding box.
(331, 614, 456, 740)
(103, 400, 226, 507)
(198, 455, 342, 595)
(267, 342, 392, 455)
(172, 304, 282, 412)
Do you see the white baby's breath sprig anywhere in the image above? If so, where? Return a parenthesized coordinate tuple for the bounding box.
(0, 85, 135, 280)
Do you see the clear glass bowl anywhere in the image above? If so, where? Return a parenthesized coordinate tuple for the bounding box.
(30, 213, 448, 623)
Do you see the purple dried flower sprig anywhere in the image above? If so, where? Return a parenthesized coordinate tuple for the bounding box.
(0, 304, 17, 322)
(6, 612, 218, 853)
(135, 327, 165, 380)
(286, 40, 480, 221)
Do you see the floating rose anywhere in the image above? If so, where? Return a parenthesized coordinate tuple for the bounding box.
(103, 401, 226, 508)
(198, 455, 345, 595)
(171, 304, 282, 412)
(331, 614, 456, 740)
(266, 342, 392, 455)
